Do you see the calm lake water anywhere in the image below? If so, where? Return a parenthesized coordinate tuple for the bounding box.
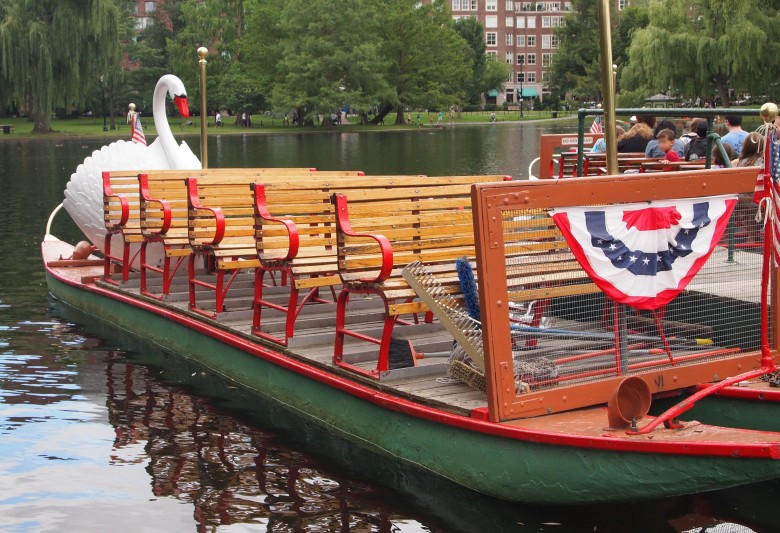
(1, 124, 777, 532)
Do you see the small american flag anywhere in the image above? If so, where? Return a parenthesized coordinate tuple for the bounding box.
(754, 127, 780, 264)
(590, 115, 603, 134)
(131, 114, 147, 146)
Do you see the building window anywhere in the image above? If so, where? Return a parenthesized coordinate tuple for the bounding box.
(542, 53, 551, 66)
(506, 16, 514, 27)
(618, 0, 626, 9)
(522, 2, 532, 10)
(516, 16, 525, 28)
(452, 0, 462, 10)
(542, 16, 550, 27)
(517, 53, 525, 64)
(541, 70, 548, 81)
(486, 15, 498, 28)
(486, 0, 497, 10)
(564, 1, 572, 10)
(506, 33, 513, 45)
(516, 35, 525, 47)
(506, 52, 514, 63)
(527, 72, 536, 82)
(486, 32, 497, 46)
(506, 0, 515, 9)
(551, 34, 560, 48)
(527, 16, 536, 28)
(145, 1, 156, 13)
(542, 35, 551, 49)
(527, 53, 536, 65)
(469, 0, 478, 9)
(486, 50, 498, 58)
(517, 72, 525, 83)
(527, 35, 536, 46)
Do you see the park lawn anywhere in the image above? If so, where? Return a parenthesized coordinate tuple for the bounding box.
(0, 109, 572, 139)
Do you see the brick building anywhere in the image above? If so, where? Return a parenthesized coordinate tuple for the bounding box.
(451, 0, 627, 106)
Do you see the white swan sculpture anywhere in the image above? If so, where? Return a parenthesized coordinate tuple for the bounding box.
(63, 75, 201, 269)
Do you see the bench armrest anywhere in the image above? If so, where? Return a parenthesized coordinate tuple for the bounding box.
(102, 171, 129, 227)
(252, 183, 299, 261)
(139, 173, 172, 233)
(186, 178, 224, 246)
(333, 193, 393, 283)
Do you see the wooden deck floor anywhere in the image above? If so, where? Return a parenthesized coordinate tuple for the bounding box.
(108, 269, 489, 416)
(689, 246, 763, 304)
(103, 247, 760, 418)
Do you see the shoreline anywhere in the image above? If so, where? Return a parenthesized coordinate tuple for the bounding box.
(0, 114, 576, 141)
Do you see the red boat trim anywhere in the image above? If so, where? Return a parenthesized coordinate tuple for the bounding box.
(43, 245, 780, 460)
(699, 383, 780, 402)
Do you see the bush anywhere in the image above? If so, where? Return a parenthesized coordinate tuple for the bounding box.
(462, 104, 483, 112)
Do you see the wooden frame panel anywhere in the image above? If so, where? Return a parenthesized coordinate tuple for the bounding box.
(472, 168, 779, 422)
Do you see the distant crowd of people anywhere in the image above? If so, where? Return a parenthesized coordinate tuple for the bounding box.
(590, 113, 762, 169)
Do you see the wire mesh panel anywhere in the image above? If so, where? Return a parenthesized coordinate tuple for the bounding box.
(471, 168, 774, 422)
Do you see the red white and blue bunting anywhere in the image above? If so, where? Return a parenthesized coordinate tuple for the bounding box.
(550, 195, 737, 309)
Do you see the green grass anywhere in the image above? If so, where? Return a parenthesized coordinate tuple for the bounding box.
(0, 109, 574, 139)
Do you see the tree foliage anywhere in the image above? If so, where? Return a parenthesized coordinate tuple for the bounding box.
(377, 0, 472, 124)
(548, 0, 648, 103)
(622, 0, 780, 104)
(0, 0, 121, 132)
(454, 16, 511, 106)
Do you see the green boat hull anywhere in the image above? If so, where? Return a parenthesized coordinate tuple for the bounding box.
(46, 272, 780, 504)
(652, 392, 780, 432)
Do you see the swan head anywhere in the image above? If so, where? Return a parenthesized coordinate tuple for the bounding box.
(156, 74, 191, 118)
(174, 95, 190, 118)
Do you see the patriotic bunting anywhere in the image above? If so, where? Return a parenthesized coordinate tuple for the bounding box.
(551, 196, 737, 309)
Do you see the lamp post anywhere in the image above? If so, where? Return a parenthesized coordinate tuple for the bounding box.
(100, 75, 108, 132)
(519, 56, 524, 118)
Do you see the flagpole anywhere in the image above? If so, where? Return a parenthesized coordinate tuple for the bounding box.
(759, 102, 778, 368)
(597, 0, 617, 176)
(198, 46, 209, 169)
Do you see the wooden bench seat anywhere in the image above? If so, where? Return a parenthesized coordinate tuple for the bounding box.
(331, 176, 512, 378)
(103, 170, 150, 285)
(186, 170, 366, 318)
(135, 168, 357, 301)
(101, 168, 319, 289)
(251, 175, 504, 346)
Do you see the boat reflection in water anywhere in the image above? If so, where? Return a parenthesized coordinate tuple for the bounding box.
(37, 300, 778, 533)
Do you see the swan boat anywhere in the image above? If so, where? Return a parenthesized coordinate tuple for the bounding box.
(43, 80, 780, 503)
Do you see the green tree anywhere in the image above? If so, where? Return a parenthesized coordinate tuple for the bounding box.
(621, 0, 780, 104)
(548, 0, 648, 104)
(454, 16, 488, 105)
(378, 0, 471, 124)
(454, 16, 511, 106)
(268, 0, 389, 126)
(548, 0, 601, 102)
(0, 0, 121, 132)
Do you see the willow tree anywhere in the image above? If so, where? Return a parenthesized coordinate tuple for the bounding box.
(621, 0, 780, 104)
(0, 0, 120, 133)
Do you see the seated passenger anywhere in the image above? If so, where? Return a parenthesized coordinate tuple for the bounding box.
(617, 115, 655, 153)
(590, 125, 625, 153)
(645, 120, 685, 158)
(684, 120, 709, 161)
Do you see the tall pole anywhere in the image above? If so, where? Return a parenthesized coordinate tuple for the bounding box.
(100, 75, 108, 132)
(597, 0, 617, 175)
(198, 46, 209, 169)
(519, 57, 524, 118)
